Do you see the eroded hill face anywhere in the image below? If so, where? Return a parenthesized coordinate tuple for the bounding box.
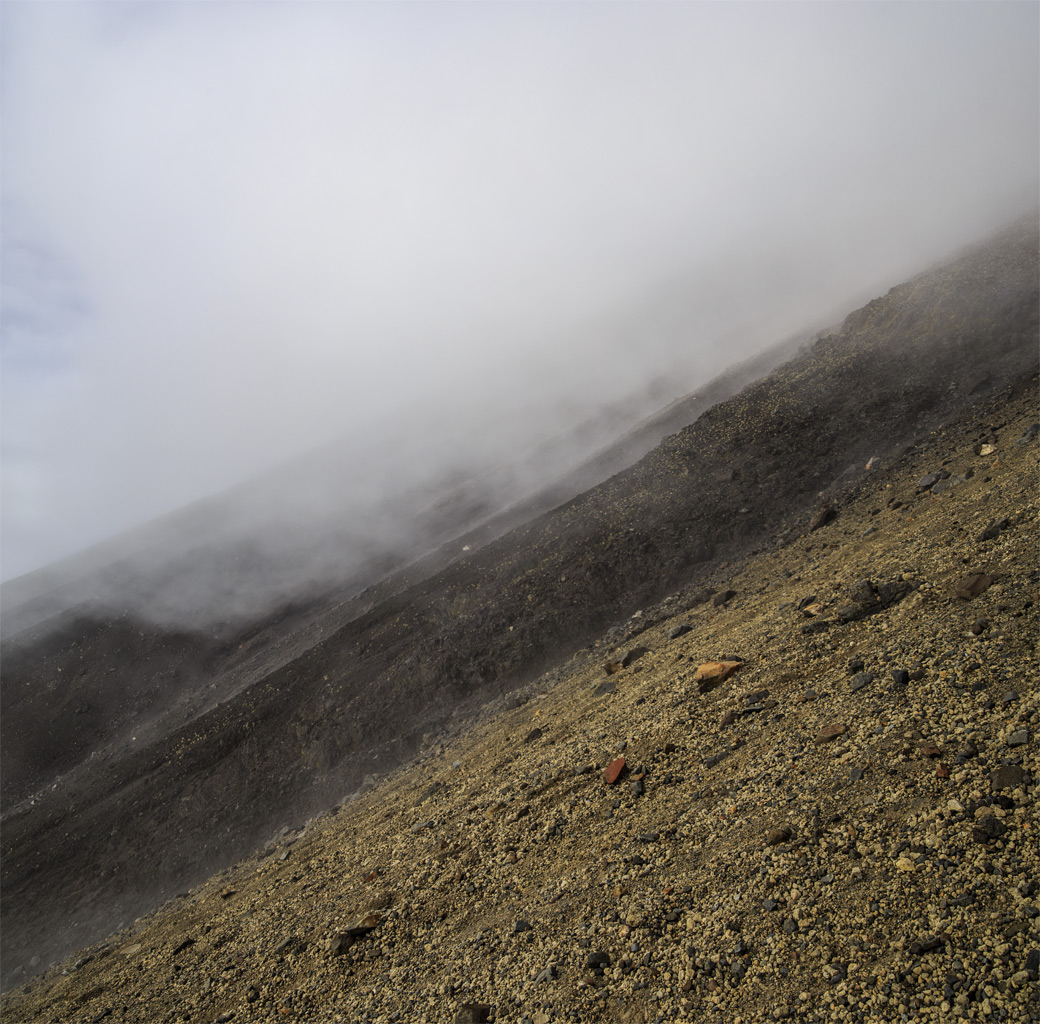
(3, 352, 1037, 1024)
(1, 216, 1037, 993)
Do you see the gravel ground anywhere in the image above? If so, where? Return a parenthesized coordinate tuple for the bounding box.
(3, 382, 1037, 1024)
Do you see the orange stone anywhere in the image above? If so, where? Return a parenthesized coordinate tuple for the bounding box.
(695, 660, 743, 684)
(604, 757, 627, 785)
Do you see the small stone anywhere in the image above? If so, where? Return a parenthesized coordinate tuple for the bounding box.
(695, 660, 743, 691)
(947, 799, 965, 813)
(849, 767, 865, 782)
(970, 616, 988, 635)
(669, 623, 693, 640)
(513, 919, 533, 934)
(630, 778, 645, 797)
(720, 709, 739, 730)
(593, 680, 617, 696)
(782, 918, 798, 934)
(808, 505, 836, 531)
(622, 646, 650, 668)
(972, 815, 1008, 844)
(762, 898, 779, 911)
(1007, 728, 1029, 747)
(850, 672, 874, 693)
(909, 935, 944, 955)
(954, 574, 996, 600)
(523, 728, 543, 744)
(896, 857, 916, 873)
(814, 723, 847, 744)
(585, 951, 611, 969)
(534, 965, 556, 983)
(636, 832, 659, 843)
(1015, 423, 1039, 444)
(604, 758, 627, 785)
(978, 517, 1010, 542)
(712, 589, 737, 607)
(990, 765, 1025, 790)
(765, 826, 792, 846)
(453, 1003, 491, 1024)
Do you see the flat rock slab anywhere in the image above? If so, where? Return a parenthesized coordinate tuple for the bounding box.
(695, 660, 743, 692)
(814, 723, 848, 744)
(604, 757, 627, 785)
(954, 573, 997, 600)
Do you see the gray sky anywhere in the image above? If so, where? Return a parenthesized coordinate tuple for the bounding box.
(2, 2, 1037, 582)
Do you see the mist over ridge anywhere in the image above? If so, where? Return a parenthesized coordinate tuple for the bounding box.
(3, 2, 1038, 585)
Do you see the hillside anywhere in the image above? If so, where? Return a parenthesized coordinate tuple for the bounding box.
(2, 326, 1037, 1024)
(1, 215, 1038, 1004)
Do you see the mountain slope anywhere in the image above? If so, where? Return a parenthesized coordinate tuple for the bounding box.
(1, 215, 1037, 991)
(3, 324, 1037, 1024)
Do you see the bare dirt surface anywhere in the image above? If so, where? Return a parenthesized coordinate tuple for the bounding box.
(1, 217, 1038, 1020)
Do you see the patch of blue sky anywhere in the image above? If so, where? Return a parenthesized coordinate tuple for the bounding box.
(1, 231, 91, 377)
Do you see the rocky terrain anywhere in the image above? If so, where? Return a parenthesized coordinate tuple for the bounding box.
(1, 215, 1038, 1021)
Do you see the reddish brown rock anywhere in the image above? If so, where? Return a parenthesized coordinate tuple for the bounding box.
(808, 505, 837, 532)
(814, 723, 847, 744)
(604, 661, 623, 676)
(920, 745, 942, 759)
(936, 763, 951, 779)
(604, 757, 627, 785)
(954, 573, 997, 600)
(719, 709, 739, 730)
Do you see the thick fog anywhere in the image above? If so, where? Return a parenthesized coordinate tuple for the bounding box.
(2, 2, 1038, 603)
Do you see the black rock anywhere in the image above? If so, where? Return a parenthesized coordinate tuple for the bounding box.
(669, 623, 693, 640)
(850, 672, 874, 693)
(876, 580, 911, 607)
(978, 517, 1011, 542)
(454, 1003, 491, 1024)
(847, 658, 865, 674)
(972, 814, 1008, 843)
(630, 778, 646, 797)
(622, 646, 651, 668)
(991, 765, 1025, 790)
(513, 919, 533, 934)
(782, 918, 798, 934)
(909, 935, 943, 955)
(586, 951, 611, 969)
(891, 668, 910, 687)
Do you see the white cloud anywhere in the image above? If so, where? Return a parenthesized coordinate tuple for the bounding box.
(2, 1, 1037, 582)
